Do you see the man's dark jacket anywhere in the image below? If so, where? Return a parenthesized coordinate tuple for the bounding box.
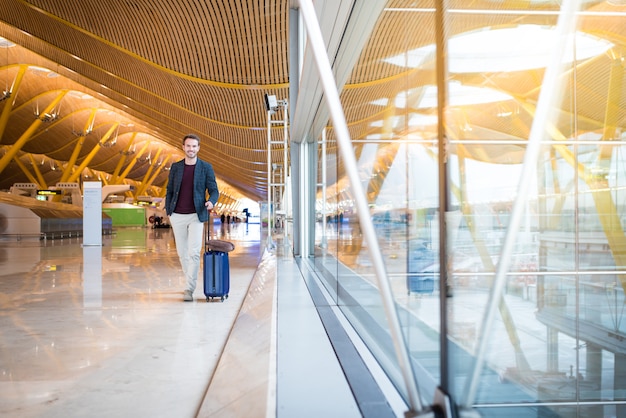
(165, 159, 219, 223)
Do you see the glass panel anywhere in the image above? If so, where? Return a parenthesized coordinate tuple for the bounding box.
(315, 133, 341, 300)
(311, 1, 626, 416)
(444, 3, 626, 416)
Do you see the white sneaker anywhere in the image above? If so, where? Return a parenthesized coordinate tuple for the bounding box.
(183, 290, 193, 302)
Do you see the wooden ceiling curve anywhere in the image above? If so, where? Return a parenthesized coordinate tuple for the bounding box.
(0, 0, 290, 202)
(2, 0, 626, 207)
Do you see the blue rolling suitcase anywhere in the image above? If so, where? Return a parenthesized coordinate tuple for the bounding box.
(407, 240, 436, 295)
(407, 273, 435, 294)
(203, 222, 230, 302)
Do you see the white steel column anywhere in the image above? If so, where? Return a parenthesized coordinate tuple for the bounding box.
(266, 107, 274, 248)
(283, 101, 291, 249)
(267, 98, 289, 250)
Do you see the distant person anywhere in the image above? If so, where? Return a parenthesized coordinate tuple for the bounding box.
(165, 134, 219, 302)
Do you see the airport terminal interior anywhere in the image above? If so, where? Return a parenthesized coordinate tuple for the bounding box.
(1, 1, 626, 417)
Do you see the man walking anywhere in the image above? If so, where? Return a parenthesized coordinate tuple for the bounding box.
(165, 134, 219, 301)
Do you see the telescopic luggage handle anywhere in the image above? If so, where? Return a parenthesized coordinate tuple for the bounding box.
(205, 209, 211, 253)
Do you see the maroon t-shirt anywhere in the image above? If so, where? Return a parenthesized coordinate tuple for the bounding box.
(174, 163, 196, 214)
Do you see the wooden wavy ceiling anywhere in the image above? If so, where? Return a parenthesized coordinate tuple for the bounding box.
(1, 0, 626, 202)
(0, 0, 290, 201)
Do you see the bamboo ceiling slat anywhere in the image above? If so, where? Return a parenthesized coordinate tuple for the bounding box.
(2, 0, 626, 201)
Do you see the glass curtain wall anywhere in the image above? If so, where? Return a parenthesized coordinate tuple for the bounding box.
(312, 1, 625, 417)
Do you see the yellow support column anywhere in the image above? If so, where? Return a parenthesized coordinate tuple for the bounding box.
(67, 122, 119, 183)
(134, 147, 163, 197)
(111, 132, 138, 183)
(0, 64, 27, 141)
(13, 156, 42, 187)
(589, 57, 626, 295)
(118, 140, 152, 181)
(157, 178, 168, 198)
(136, 153, 171, 197)
(60, 109, 98, 183)
(27, 154, 48, 188)
(99, 171, 110, 186)
(0, 90, 67, 174)
(599, 57, 623, 160)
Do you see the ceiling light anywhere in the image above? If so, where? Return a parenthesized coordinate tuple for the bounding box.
(0, 37, 16, 48)
(449, 25, 612, 73)
(383, 24, 613, 73)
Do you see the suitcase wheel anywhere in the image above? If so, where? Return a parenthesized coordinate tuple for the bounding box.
(205, 294, 228, 302)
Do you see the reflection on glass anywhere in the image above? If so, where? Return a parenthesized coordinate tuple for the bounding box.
(312, 3, 625, 417)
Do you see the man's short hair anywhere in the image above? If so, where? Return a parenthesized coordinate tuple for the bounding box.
(183, 133, 201, 145)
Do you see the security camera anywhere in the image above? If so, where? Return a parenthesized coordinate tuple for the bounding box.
(264, 94, 278, 111)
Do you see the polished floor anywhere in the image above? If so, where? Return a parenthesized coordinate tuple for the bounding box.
(0, 223, 264, 417)
(0, 222, 404, 418)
